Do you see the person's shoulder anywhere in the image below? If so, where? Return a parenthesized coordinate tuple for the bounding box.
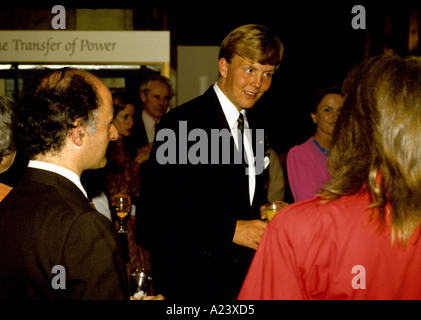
(281, 197, 324, 216)
(273, 193, 369, 231)
(24, 172, 99, 221)
(160, 87, 218, 123)
(287, 137, 316, 160)
(290, 137, 315, 151)
(5, 175, 103, 230)
(71, 208, 115, 233)
(270, 197, 331, 232)
(179, 86, 216, 107)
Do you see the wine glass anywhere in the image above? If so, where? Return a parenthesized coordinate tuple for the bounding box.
(264, 201, 289, 222)
(112, 195, 131, 233)
(130, 266, 153, 300)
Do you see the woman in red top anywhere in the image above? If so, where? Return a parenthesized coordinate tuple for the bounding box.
(238, 53, 421, 299)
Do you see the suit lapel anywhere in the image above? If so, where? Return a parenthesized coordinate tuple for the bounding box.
(201, 86, 231, 131)
(202, 88, 252, 216)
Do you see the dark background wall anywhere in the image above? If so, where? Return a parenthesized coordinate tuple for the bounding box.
(150, 3, 420, 153)
(0, 2, 419, 156)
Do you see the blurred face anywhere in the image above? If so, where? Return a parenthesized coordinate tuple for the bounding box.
(218, 54, 275, 111)
(0, 150, 16, 174)
(113, 104, 135, 137)
(141, 80, 171, 121)
(84, 80, 118, 170)
(311, 93, 343, 136)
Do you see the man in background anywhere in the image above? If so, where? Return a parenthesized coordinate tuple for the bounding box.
(126, 74, 172, 159)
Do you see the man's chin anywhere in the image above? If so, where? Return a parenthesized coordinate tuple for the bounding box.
(90, 158, 107, 170)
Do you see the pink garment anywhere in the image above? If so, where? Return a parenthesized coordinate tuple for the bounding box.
(238, 192, 421, 300)
(287, 137, 330, 202)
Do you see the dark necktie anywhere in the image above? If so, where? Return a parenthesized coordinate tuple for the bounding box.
(237, 113, 244, 133)
(237, 113, 245, 153)
(237, 113, 251, 209)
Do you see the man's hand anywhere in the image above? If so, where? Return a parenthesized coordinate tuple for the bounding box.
(233, 220, 267, 250)
(260, 205, 267, 221)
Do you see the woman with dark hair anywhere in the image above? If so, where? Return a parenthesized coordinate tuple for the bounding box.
(286, 86, 343, 202)
(104, 91, 152, 288)
(105, 92, 148, 199)
(239, 53, 421, 299)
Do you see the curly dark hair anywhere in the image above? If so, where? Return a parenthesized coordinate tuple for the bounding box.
(13, 68, 101, 159)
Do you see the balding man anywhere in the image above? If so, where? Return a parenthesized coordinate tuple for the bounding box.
(0, 68, 129, 299)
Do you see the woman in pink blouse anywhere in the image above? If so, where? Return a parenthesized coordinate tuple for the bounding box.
(286, 87, 343, 202)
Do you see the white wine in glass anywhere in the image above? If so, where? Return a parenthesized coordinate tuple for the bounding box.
(113, 196, 130, 233)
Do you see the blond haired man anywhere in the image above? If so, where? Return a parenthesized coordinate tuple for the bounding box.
(137, 25, 283, 299)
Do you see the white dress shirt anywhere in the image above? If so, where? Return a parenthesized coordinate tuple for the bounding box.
(213, 83, 256, 205)
(142, 109, 157, 144)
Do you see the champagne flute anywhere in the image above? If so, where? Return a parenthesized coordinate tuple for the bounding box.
(113, 195, 131, 233)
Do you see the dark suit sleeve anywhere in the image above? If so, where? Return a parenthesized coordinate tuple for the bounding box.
(136, 102, 238, 255)
(63, 211, 129, 300)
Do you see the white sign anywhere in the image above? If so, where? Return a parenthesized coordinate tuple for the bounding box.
(0, 31, 170, 64)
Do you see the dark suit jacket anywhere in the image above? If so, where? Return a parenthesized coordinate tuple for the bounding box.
(125, 108, 149, 159)
(0, 168, 129, 300)
(136, 86, 267, 299)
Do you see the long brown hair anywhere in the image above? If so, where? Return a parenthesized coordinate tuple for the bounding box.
(321, 53, 421, 246)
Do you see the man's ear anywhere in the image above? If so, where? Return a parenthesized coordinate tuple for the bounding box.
(218, 58, 228, 78)
(71, 119, 85, 147)
(140, 91, 147, 103)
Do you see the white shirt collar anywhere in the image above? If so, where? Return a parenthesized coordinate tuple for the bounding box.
(213, 83, 255, 205)
(28, 160, 88, 198)
(213, 83, 247, 132)
(142, 109, 157, 143)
